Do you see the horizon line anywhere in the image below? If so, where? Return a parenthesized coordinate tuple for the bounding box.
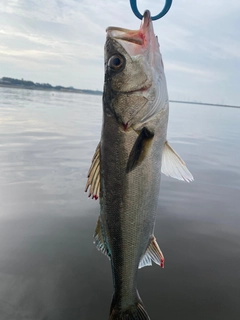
(169, 100, 240, 109)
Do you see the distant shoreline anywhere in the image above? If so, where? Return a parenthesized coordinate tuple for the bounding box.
(169, 100, 240, 109)
(0, 83, 102, 96)
(0, 84, 239, 109)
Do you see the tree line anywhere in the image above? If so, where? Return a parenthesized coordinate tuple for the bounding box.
(0, 77, 102, 95)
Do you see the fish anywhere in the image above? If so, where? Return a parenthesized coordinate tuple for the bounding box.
(85, 10, 193, 320)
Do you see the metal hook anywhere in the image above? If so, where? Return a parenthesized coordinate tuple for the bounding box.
(129, 0, 172, 21)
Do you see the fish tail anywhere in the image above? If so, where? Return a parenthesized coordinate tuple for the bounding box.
(109, 292, 150, 320)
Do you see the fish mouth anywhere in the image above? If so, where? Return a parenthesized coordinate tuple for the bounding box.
(106, 27, 143, 45)
(106, 10, 152, 47)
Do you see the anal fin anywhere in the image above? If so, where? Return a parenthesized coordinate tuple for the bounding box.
(139, 236, 164, 269)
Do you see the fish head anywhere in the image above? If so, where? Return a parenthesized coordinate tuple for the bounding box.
(104, 10, 168, 131)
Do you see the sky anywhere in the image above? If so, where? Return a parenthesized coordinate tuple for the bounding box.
(0, 0, 239, 105)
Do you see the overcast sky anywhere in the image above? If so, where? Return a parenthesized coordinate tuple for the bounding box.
(0, 0, 239, 104)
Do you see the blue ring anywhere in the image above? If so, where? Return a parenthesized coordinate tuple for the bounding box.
(130, 0, 172, 21)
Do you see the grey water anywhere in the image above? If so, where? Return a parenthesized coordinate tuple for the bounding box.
(0, 87, 239, 320)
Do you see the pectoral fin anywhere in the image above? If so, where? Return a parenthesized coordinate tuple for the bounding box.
(139, 236, 164, 269)
(161, 141, 194, 182)
(85, 142, 100, 199)
(126, 127, 154, 173)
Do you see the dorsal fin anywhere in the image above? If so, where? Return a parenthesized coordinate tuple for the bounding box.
(126, 127, 154, 173)
(161, 141, 194, 182)
(139, 236, 164, 269)
(94, 216, 110, 259)
(85, 143, 101, 199)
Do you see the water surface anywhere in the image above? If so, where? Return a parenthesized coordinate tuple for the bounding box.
(0, 88, 239, 320)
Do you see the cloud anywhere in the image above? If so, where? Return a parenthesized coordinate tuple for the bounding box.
(199, 38, 240, 60)
(0, 0, 239, 103)
(165, 62, 221, 81)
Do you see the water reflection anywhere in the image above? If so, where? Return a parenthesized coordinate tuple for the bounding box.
(0, 88, 240, 319)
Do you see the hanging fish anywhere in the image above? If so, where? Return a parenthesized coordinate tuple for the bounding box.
(86, 10, 193, 320)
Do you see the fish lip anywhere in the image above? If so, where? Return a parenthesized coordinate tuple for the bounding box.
(106, 27, 143, 45)
(142, 10, 151, 28)
(106, 10, 151, 46)
(106, 27, 137, 33)
(114, 36, 143, 45)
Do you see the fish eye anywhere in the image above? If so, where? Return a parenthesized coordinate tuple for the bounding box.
(108, 55, 124, 70)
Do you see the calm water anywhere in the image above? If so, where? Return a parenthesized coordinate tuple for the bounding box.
(0, 87, 239, 320)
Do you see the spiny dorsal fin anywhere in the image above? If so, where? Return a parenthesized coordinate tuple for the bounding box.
(161, 141, 194, 182)
(94, 216, 110, 259)
(85, 142, 100, 199)
(139, 236, 164, 269)
(126, 127, 154, 173)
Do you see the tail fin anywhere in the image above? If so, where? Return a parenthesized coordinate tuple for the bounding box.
(109, 293, 150, 320)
